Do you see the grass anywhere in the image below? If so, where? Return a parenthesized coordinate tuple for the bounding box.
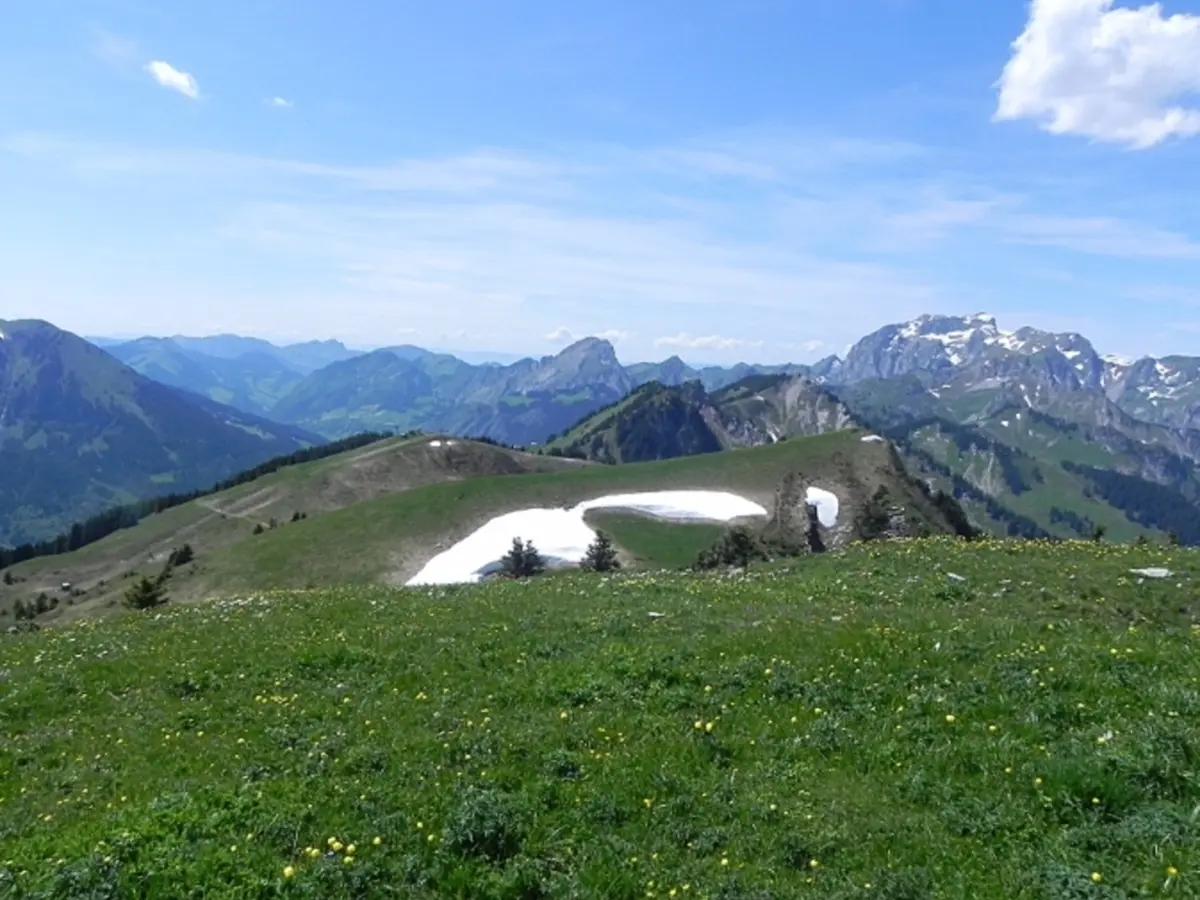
(2, 537, 1198, 899)
(0, 436, 588, 620)
(182, 429, 894, 594)
(583, 510, 727, 570)
(911, 426, 1147, 542)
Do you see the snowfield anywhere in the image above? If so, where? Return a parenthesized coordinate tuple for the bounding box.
(406, 490, 770, 586)
(805, 486, 839, 528)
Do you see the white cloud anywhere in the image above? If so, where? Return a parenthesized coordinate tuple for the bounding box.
(145, 61, 200, 100)
(595, 329, 631, 342)
(803, 339, 826, 352)
(268, 97, 293, 109)
(654, 333, 764, 351)
(995, 0, 1200, 148)
(544, 326, 574, 342)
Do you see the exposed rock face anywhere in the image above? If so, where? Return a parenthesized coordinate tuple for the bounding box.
(769, 472, 834, 553)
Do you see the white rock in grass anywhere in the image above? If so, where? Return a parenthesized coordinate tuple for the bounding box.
(1129, 567, 1171, 579)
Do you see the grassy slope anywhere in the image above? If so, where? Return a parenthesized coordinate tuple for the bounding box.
(4, 429, 933, 617)
(907, 424, 1150, 542)
(162, 429, 921, 597)
(831, 378, 1192, 541)
(1, 539, 1197, 899)
(0, 436, 590, 621)
(541, 387, 656, 452)
(583, 510, 727, 570)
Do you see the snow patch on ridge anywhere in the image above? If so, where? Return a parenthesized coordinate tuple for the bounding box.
(805, 487, 839, 528)
(407, 491, 770, 586)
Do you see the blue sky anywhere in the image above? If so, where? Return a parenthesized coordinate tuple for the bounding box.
(5, 0, 1200, 364)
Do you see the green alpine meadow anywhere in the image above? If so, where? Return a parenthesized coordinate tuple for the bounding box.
(12, 1, 1200, 898)
(3, 537, 1197, 899)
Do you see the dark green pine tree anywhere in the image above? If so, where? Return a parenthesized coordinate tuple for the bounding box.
(500, 538, 547, 579)
(167, 543, 195, 567)
(123, 573, 168, 611)
(581, 531, 621, 573)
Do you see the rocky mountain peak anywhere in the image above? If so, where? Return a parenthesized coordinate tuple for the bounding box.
(519, 337, 632, 395)
(895, 312, 999, 341)
(557, 336, 619, 364)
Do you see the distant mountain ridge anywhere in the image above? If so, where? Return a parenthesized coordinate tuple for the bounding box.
(91, 313, 1200, 544)
(109, 313, 1200, 447)
(545, 357, 1200, 545)
(106, 333, 837, 443)
(15, 310, 1199, 547)
(0, 319, 320, 545)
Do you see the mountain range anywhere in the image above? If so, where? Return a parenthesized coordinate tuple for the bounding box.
(100, 312, 1200, 443)
(0, 319, 319, 546)
(4, 312, 1200, 547)
(99, 332, 824, 444)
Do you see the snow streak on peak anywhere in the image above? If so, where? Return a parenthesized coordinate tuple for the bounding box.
(890, 313, 1012, 366)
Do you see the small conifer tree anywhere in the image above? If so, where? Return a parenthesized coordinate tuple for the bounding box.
(168, 544, 195, 567)
(123, 567, 170, 611)
(581, 531, 621, 573)
(500, 538, 546, 579)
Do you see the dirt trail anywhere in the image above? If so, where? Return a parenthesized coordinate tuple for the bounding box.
(195, 488, 279, 520)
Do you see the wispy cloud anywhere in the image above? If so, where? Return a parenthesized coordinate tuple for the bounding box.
(595, 329, 631, 343)
(654, 333, 764, 351)
(145, 61, 200, 100)
(1126, 284, 1200, 307)
(995, 0, 1200, 148)
(7, 124, 1198, 358)
(998, 213, 1200, 260)
(89, 28, 139, 67)
(638, 129, 927, 183)
(268, 97, 293, 109)
(0, 132, 570, 195)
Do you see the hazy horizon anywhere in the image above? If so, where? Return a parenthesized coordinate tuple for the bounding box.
(7, 1, 1200, 363)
